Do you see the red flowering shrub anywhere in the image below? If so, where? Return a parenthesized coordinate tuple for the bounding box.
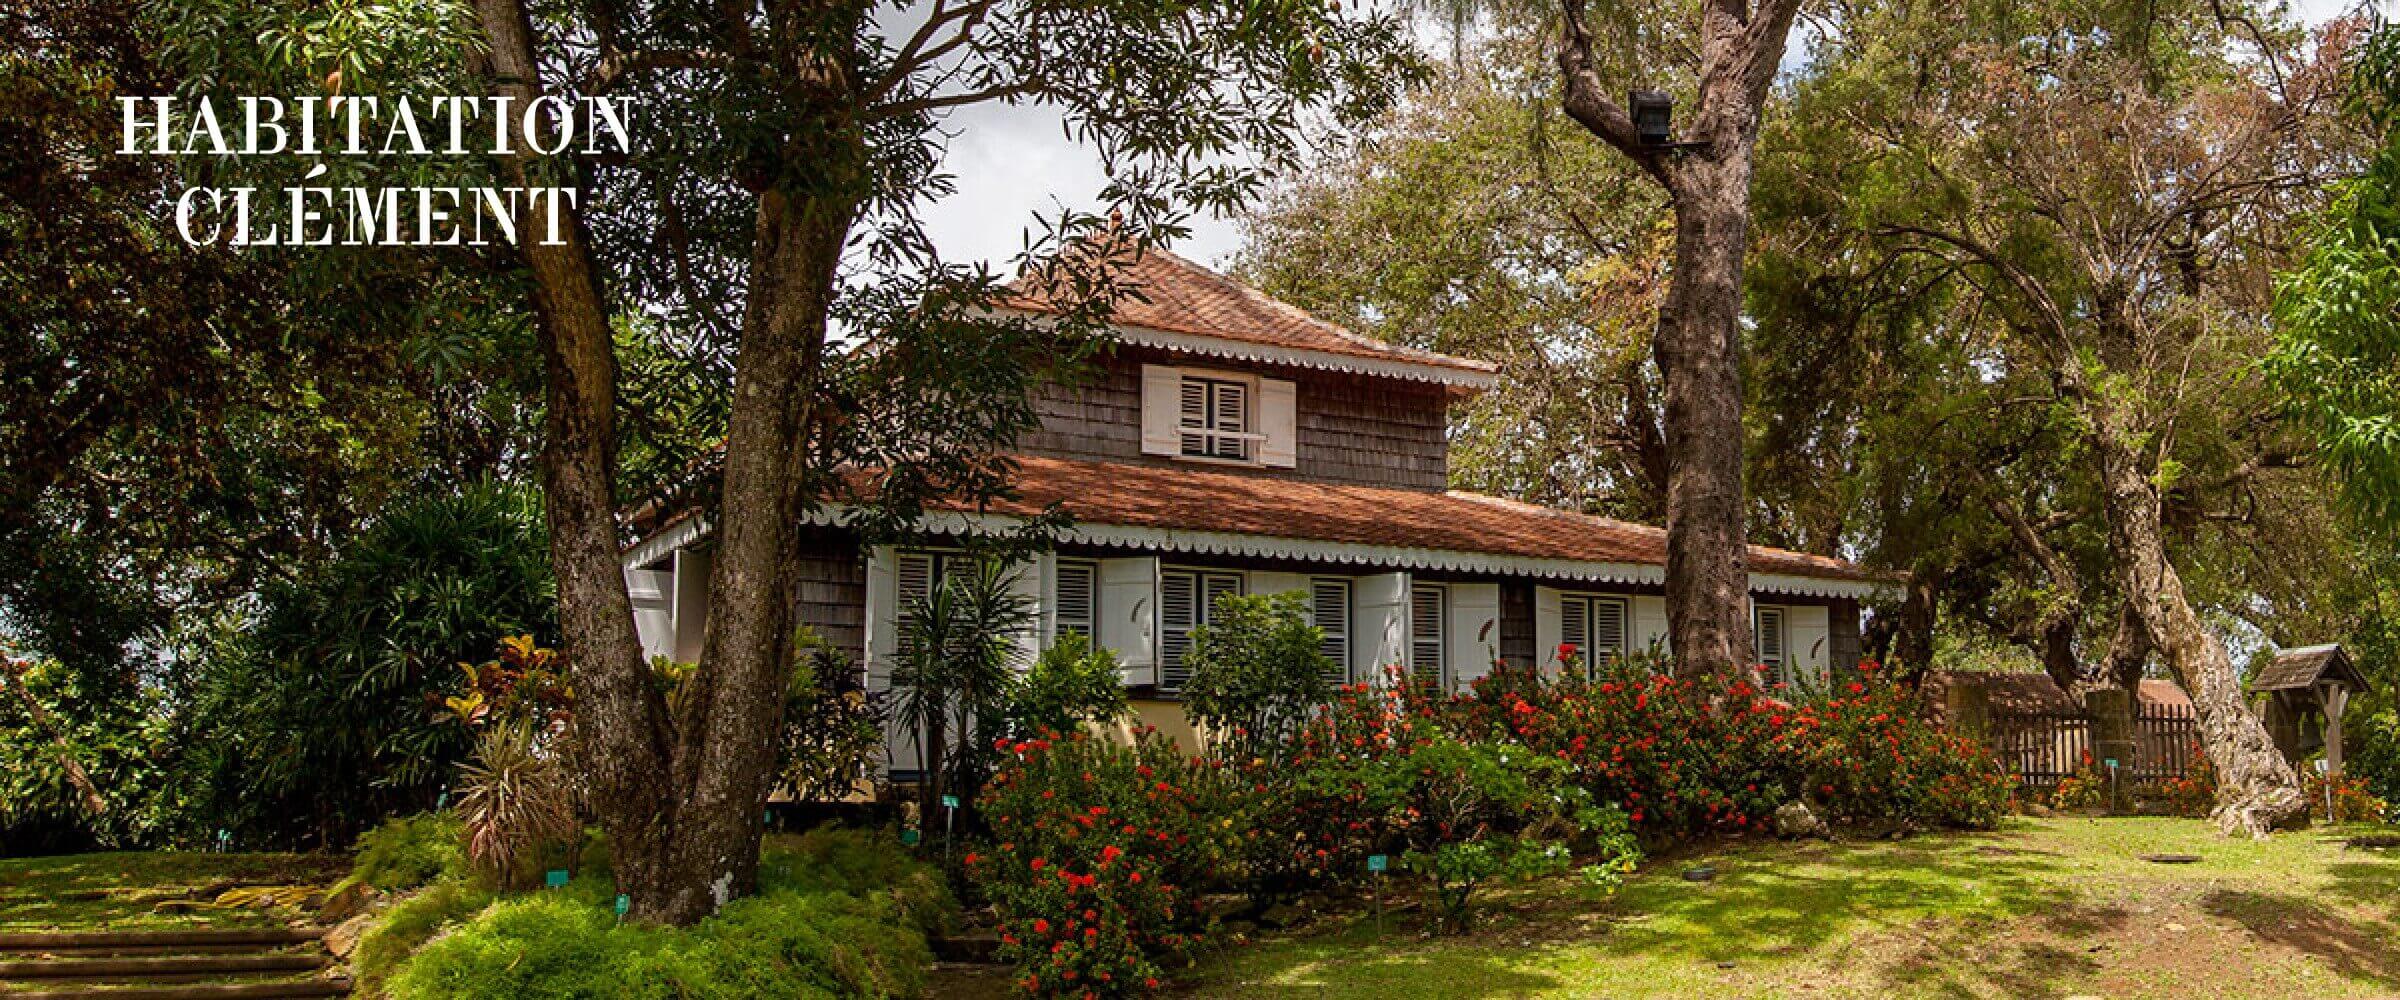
(1447, 660, 2009, 835)
(2305, 770, 2390, 823)
(976, 729, 1230, 998)
(2149, 743, 2216, 817)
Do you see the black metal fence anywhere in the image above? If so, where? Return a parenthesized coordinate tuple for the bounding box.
(1990, 702, 2201, 786)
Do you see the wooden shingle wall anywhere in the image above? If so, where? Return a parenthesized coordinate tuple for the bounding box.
(1022, 345, 1451, 490)
(791, 527, 866, 666)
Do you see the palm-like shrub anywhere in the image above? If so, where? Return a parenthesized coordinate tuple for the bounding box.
(455, 722, 577, 889)
(890, 557, 1033, 820)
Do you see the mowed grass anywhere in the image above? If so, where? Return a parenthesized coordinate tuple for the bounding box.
(1181, 817, 2400, 999)
(0, 850, 347, 932)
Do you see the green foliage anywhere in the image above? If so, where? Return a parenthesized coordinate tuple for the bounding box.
(2270, 22, 2400, 528)
(392, 891, 931, 1000)
(0, 655, 173, 852)
(345, 812, 467, 894)
(173, 483, 554, 849)
(778, 630, 886, 803)
(352, 877, 496, 997)
(1402, 837, 1575, 931)
(1009, 633, 1132, 737)
(1178, 592, 1333, 764)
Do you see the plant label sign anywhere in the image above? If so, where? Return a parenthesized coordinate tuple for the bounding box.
(940, 795, 960, 810)
(615, 895, 630, 917)
(545, 869, 570, 889)
(2103, 759, 2119, 770)
(1367, 855, 1388, 873)
(901, 829, 921, 846)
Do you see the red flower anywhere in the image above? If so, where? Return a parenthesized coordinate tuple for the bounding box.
(1030, 858, 1047, 871)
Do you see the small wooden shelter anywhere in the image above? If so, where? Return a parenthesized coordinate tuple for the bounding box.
(2252, 644, 2371, 776)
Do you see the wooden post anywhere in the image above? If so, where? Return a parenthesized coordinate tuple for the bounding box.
(2321, 683, 2350, 779)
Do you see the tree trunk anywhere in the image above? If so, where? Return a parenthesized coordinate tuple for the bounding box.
(471, 0, 684, 924)
(1654, 156, 1757, 681)
(1, 656, 108, 819)
(2091, 418, 2304, 837)
(1554, 0, 1795, 685)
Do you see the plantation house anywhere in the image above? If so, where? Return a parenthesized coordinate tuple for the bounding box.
(623, 250, 1886, 761)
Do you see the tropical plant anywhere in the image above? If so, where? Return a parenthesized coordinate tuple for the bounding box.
(1178, 592, 1334, 765)
(454, 722, 577, 889)
(891, 558, 1036, 822)
(0, 651, 173, 851)
(777, 629, 886, 802)
(1008, 633, 1131, 738)
(173, 483, 555, 848)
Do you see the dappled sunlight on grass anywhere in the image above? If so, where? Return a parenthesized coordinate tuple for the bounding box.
(1186, 817, 2400, 999)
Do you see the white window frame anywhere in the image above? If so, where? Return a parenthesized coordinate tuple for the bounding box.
(1177, 373, 1265, 463)
(1158, 567, 1244, 694)
(1558, 592, 1632, 668)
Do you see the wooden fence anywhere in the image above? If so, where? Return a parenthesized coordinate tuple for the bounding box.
(1989, 702, 2201, 786)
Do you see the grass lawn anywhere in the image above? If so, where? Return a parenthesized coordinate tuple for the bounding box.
(0, 850, 348, 932)
(1180, 817, 2400, 999)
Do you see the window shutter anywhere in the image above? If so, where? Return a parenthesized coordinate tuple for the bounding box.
(1534, 586, 1564, 670)
(1310, 578, 1352, 687)
(1560, 596, 1589, 658)
(627, 568, 674, 663)
(864, 547, 900, 689)
(1259, 378, 1297, 468)
(1208, 381, 1248, 460)
(1004, 555, 1045, 669)
(1054, 561, 1097, 640)
(1591, 598, 1628, 665)
(1755, 605, 1786, 680)
(1097, 557, 1157, 684)
(1787, 604, 1830, 685)
(1633, 595, 1669, 658)
(1158, 570, 1199, 692)
(1446, 583, 1499, 688)
(1410, 584, 1446, 690)
(893, 551, 936, 657)
(1140, 365, 1181, 456)
(1352, 572, 1410, 684)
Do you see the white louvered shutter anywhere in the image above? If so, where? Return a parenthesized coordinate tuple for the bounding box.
(1209, 380, 1249, 460)
(1755, 605, 1787, 682)
(1311, 578, 1352, 687)
(1259, 378, 1297, 468)
(893, 551, 936, 656)
(1054, 562, 1097, 640)
(1591, 598, 1629, 665)
(1140, 365, 1181, 456)
(1159, 570, 1199, 692)
(1534, 586, 1563, 670)
(1446, 583, 1500, 687)
(1559, 596, 1589, 664)
(1410, 584, 1446, 690)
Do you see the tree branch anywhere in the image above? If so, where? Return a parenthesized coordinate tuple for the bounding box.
(1556, 0, 1670, 188)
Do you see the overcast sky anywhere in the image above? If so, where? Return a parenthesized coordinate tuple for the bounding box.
(916, 0, 2374, 273)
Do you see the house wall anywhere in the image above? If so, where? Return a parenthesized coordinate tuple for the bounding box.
(1021, 344, 1451, 490)
(792, 527, 867, 666)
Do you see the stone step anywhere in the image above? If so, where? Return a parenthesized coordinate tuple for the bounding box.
(0, 952, 328, 980)
(0, 929, 319, 951)
(0, 978, 350, 999)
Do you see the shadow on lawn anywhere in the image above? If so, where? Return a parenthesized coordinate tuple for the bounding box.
(2201, 889, 2400, 988)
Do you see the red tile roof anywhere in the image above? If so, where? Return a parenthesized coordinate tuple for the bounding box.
(911, 454, 1879, 584)
(1008, 245, 1497, 379)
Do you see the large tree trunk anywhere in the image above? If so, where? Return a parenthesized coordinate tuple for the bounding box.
(1554, 0, 1796, 683)
(2092, 419, 2304, 837)
(1654, 156, 1757, 680)
(663, 191, 850, 921)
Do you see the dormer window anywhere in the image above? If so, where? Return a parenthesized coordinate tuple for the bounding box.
(1179, 375, 1255, 461)
(1140, 364, 1296, 468)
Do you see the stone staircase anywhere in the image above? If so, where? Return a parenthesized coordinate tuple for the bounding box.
(0, 928, 349, 998)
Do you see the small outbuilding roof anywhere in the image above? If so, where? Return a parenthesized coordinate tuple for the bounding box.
(2251, 644, 2369, 693)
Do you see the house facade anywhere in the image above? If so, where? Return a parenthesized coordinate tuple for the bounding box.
(623, 249, 1886, 762)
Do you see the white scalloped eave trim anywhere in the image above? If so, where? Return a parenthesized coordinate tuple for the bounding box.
(653, 506, 1882, 600)
(1107, 324, 1500, 390)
